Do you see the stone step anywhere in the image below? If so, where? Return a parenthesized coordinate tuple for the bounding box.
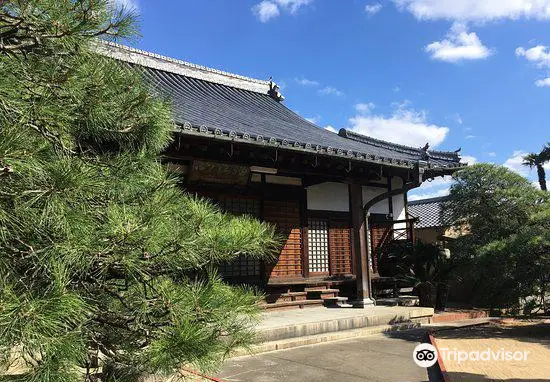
(323, 296, 349, 301)
(306, 288, 340, 299)
(256, 307, 434, 343)
(231, 321, 424, 356)
(264, 291, 308, 304)
(323, 296, 350, 308)
(305, 288, 339, 293)
(261, 299, 324, 311)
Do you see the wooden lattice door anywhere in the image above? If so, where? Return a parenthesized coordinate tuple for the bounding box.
(307, 219, 330, 276)
(306, 218, 353, 277)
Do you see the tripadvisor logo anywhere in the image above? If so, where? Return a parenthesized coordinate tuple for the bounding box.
(439, 347, 530, 363)
(413, 343, 438, 368)
(413, 343, 531, 368)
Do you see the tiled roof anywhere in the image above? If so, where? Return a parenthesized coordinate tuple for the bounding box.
(408, 196, 451, 229)
(98, 42, 466, 172)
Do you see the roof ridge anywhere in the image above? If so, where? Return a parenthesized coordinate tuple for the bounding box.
(94, 41, 275, 95)
(338, 129, 461, 161)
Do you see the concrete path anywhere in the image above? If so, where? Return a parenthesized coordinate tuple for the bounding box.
(218, 329, 429, 382)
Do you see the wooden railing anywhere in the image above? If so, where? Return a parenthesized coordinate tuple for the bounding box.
(370, 218, 416, 275)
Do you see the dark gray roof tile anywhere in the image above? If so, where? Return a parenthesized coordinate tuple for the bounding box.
(98, 42, 465, 171)
(408, 196, 451, 228)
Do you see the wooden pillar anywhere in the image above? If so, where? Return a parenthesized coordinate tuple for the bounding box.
(349, 183, 375, 307)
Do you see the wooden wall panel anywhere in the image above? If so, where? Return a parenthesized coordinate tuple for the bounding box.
(328, 221, 353, 276)
(263, 200, 303, 279)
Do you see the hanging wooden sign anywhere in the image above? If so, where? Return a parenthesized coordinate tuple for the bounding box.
(188, 160, 249, 185)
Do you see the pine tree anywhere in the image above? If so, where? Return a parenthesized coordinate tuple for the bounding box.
(0, 1, 278, 381)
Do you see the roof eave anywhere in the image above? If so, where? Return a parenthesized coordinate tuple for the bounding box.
(174, 123, 468, 172)
(338, 128, 463, 163)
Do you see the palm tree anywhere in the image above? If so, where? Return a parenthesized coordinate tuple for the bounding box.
(523, 143, 550, 191)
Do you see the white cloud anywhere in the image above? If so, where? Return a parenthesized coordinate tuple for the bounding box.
(535, 77, 550, 87)
(516, 46, 550, 85)
(295, 77, 319, 86)
(252, 0, 312, 22)
(460, 155, 477, 165)
(408, 175, 456, 201)
(425, 23, 492, 63)
(394, 0, 550, 22)
(252, 1, 280, 22)
(453, 113, 463, 125)
(487, 151, 497, 157)
(365, 3, 383, 16)
(516, 45, 550, 67)
(275, 0, 313, 14)
(504, 150, 527, 175)
(305, 115, 321, 124)
(393, 86, 401, 93)
(319, 86, 344, 96)
(408, 188, 451, 201)
(416, 176, 453, 190)
(355, 102, 376, 114)
(465, 135, 476, 139)
(347, 101, 449, 147)
(324, 125, 337, 133)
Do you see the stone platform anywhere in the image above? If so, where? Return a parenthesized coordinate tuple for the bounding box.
(238, 306, 434, 355)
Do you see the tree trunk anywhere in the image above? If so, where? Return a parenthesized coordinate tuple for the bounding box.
(537, 164, 547, 191)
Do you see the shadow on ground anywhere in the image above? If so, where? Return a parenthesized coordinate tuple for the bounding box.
(383, 319, 550, 349)
(433, 320, 550, 350)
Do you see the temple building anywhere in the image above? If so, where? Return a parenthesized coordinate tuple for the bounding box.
(99, 42, 465, 309)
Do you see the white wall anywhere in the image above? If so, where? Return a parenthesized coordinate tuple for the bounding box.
(391, 177, 407, 231)
(362, 176, 407, 221)
(306, 178, 406, 218)
(362, 186, 389, 214)
(307, 182, 349, 212)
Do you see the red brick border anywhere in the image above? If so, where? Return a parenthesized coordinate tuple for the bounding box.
(428, 332, 451, 382)
(430, 310, 488, 324)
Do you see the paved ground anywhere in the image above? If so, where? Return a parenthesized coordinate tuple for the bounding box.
(217, 330, 430, 382)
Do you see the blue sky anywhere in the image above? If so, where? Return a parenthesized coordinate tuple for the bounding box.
(118, 0, 549, 199)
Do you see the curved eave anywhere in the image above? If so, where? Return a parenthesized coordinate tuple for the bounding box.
(338, 128, 462, 162)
